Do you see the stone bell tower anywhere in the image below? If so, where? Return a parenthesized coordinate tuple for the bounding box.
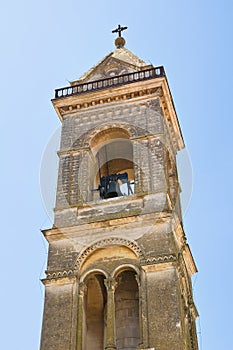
(40, 26, 199, 350)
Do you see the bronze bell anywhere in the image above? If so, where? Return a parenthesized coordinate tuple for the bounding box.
(105, 180, 122, 198)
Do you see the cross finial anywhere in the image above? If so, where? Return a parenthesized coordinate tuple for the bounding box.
(112, 24, 128, 38)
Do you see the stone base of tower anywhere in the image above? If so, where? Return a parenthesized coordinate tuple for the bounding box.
(40, 211, 198, 350)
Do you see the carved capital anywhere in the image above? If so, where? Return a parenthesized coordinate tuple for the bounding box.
(78, 282, 87, 296)
(104, 277, 117, 292)
(135, 274, 141, 287)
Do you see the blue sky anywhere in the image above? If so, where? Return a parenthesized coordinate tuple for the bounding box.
(1, 1, 233, 349)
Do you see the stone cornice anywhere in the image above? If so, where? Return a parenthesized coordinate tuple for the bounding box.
(42, 211, 172, 242)
(162, 76, 184, 150)
(183, 243, 198, 276)
(190, 301, 199, 319)
(52, 76, 184, 151)
(172, 220, 187, 249)
(172, 217, 197, 277)
(52, 80, 164, 120)
(53, 87, 163, 123)
(42, 273, 76, 284)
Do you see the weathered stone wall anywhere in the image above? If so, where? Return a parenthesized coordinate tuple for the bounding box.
(40, 281, 75, 350)
(146, 266, 183, 349)
(47, 238, 78, 271)
(59, 100, 164, 153)
(46, 214, 173, 271)
(54, 99, 166, 211)
(41, 213, 198, 350)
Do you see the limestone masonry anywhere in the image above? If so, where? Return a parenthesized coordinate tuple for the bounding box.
(39, 34, 199, 350)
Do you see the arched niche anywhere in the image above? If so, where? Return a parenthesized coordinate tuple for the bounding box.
(114, 269, 140, 350)
(83, 272, 107, 350)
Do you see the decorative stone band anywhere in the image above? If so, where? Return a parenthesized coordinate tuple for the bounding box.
(44, 254, 177, 281)
(141, 254, 176, 265)
(73, 237, 144, 270)
(44, 238, 143, 281)
(45, 269, 75, 280)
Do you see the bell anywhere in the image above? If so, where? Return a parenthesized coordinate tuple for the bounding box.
(105, 180, 122, 198)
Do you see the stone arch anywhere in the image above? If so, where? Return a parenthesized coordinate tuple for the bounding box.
(86, 124, 138, 201)
(89, 126, 131, 153)
(80, 122, 145, 148)
(72, 121, 149, 151)
(80, 268, 108, 283)
(111, 263, 140, 279)
(73, 237, 144, 271)
(71, 122, 151, 203)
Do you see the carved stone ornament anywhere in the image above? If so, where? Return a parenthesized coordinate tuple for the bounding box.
(74, 237, 144, 270)
(45, 269, 75, 280)
(78, 281, 87, 296)
(104, 277, 118, 291)
(58, 87, 162, 116)
(142, 254, 176, 265)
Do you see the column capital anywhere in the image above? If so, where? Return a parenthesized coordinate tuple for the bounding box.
(104, 277, 117, 292)
(78, 281, 87, 296)
(135, 274, 141, 287)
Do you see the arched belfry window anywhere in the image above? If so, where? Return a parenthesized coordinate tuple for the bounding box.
(90, 128, 135, 200)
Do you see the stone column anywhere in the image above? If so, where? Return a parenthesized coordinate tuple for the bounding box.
(104, 277, 117, 350)
(137, 270, 149, 349)
(76, 282, 87, 350)
(135, 274, 143, 349)
(135, 272, 150, 350)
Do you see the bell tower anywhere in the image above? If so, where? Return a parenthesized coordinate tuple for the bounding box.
(40, 27, 199, 350)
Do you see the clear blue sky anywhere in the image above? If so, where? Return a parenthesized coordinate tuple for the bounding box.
(1, 1, 232, 349)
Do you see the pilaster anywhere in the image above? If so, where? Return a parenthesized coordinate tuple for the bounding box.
(76, 282, 87, 350)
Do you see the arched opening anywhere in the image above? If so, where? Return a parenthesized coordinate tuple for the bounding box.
(115, 270, 140, 350)
(84, 273, 107, 350)
(91, 130, 135, 200)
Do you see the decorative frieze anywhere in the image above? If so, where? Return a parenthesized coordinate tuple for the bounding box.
(58, 87, 163, 116)
(45, 269, 75, 280)
(142, 253, 176, 265)
(73, 237, 144, 270)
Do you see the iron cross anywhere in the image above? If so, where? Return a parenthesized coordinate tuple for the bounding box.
(112, 24, 128, 37)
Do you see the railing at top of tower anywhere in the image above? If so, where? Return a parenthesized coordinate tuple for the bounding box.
(54, 66, 165, 99)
